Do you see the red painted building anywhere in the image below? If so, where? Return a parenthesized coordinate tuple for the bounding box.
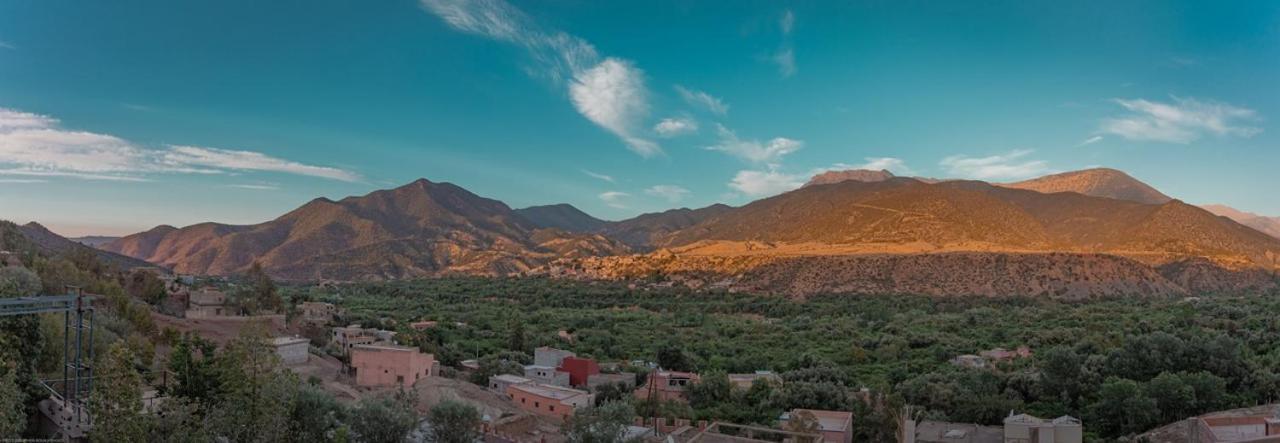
(556, 356, 600, 387)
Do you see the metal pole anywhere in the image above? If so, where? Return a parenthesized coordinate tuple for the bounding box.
(62, 308, 69, 405)
(72, 292, 83, 424)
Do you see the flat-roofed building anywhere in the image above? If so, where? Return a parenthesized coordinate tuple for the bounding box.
(557, 356, 599, 387)
(350, 344, 434, 389)
(1003, 413, 1082, 443)
(489, 374, 533, 396)
(534, 346, 576, 368)
(780, 409, 854, 443)
(507, 383, 593, 420)
(635, 370, 699, 403)
(185, 288, 230, 319)
(299, 301, 338, 324)
(524, 365, 571, 387)
(273, 337, 310, 365)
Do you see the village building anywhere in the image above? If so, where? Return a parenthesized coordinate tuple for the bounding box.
(409, 320, 437, 330)
(557, 356, 599, 387)
(349, 343, 434, 389)
(587, 372, 636, 391)
(682, 422, 823, 443)
(331, 324, 395, 355)
(1003, 413, 1082, 443)
(523, 365, 571, 387)
(506, 383, 593, 420)
(903, 412, 1081, 443)
(635, 370, 699, 403)
(534, 346, 576, 367)
(488, 374, 533, 396)
(185, 288, 231, 319)
(728, 371, 782, 389)
(779, 409, 854, 443)
(299, 301, 339, 324)
(272, 337, 310, 365)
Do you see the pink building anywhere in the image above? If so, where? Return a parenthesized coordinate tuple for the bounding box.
(507, 383, 593, 420)
(557, 356, 600, 387)
(635, 371, 699, 403)
(350, 344, 434, 389)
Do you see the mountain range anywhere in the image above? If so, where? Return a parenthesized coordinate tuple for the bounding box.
(88, 168, 1280, 297)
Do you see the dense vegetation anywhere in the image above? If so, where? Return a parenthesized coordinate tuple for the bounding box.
(290, 277, 1280, 441)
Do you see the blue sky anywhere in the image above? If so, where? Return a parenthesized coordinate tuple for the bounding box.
(1, 0, 1277, 236)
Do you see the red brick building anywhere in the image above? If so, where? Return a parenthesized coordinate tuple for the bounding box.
(556, 356, 600, 387)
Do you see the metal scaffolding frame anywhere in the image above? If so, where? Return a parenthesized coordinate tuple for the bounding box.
(0, 287, 96, 428)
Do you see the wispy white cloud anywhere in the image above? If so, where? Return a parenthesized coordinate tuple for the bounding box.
(224, 183, 280, 191)
(0, 41, 14, 50)
(850, 157, 912, 174)
(0, 107, 359, 182)
(654, 117, 698, 137)
(598, 191, 630, 209)
(1078, 135, 1103, 146)
(644, 185, 691, 203)
(674, 86, 729, 115)
(569, 58, 657, 156)
(728, 170, 804, 197)
(0, 178, 46, 184)
(771, 47, 796, 78)
(162, 146, 360, 182)
(581, 169, 615, 183)
(1100, 97, 1261, 144)
(780, 10, 795, 35)
(421, 0, 659, 156)
(940, 149, 1050, 181)
(705, 124, 802, 165)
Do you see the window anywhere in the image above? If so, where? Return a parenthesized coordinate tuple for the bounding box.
(397, 375, 404, 383)
(535, 402, 540, 408)
(550, 405, 555, 412)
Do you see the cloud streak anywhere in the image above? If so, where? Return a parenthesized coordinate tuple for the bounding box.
(654, 117, 698, 137)
(0, 107, 359, 182)
(421, 0, 660, 156)
(675, 86, 729, 115)
(940, 149, 1050, 180)
(581, 169, 615, 183)
(598, 191, 630, 209)
(644, 185, 690, 203)
(705, 124, 802, 165)
(1100, 97, 1261, 144)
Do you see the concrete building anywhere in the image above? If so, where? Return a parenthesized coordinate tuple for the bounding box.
(910, 420, 1004, 443)
(1003, 413, 1082, 443)
(524, 365, 571, 387)
(557, 356, 599, 387)
(185, 288, 230, 319)
(779, 409, 854, 443)
(903, 413, 1081, 443)
(489, 374, 533, 396)
(332, 324, 394, 355)
(507, 383, 593, 420)
(1140, 405, 1280, 443)
(299, 302, 338, 324)
(349, 344, 434, 389)
(728, 371, 782, 390)
(273, 337, 310, 365)
(635, 370, 699, 403)
(587, 372, 637, 391)
(534, 346, 576, 367)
